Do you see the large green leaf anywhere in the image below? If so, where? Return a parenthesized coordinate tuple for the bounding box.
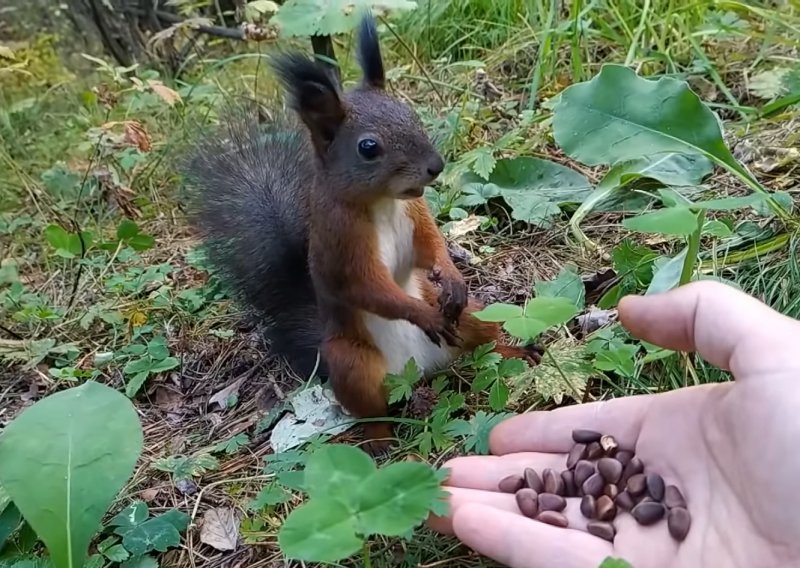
(622, 207, 698, 236)
(356, 462, 444, 537)
(460, 157, 592, 227)
(0, 382, 143, 568)
(274, 0, 417, 37)
(303, 445, 376, 505)
(553, 64, 733, 168)
(278, 498, 361, 562)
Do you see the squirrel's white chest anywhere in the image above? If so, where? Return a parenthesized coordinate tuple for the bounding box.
(371, 199, 415, 283)
(365, 199, 457, 375)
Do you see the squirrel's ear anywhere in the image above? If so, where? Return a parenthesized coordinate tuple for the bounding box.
(272, 53, 345, 150)
(356, 13, 385, 90)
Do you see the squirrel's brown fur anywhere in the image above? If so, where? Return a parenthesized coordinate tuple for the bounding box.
(184, 14, 538, 454)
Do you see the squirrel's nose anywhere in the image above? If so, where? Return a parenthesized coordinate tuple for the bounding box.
(426, 154, 444, 178)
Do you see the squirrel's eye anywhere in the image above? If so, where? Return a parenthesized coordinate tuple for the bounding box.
(358, 138, 381, 160)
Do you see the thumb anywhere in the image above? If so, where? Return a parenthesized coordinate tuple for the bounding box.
(618, 281, 800, 377)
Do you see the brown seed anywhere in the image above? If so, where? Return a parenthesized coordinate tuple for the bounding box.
(626, 473, 647, 497)
(632, 501, 666, 526)
(566, 443, 588, 469)
(604, 483, 619, 500)
(600, 434, 619, 456)
(538, 492, 567, 512)
(543, 468, 564, 496)
(582, 472, 605, 498)
(616, 449, 634, 467)
(574, 460, 595, 489)
(561, 470, 577, 497)
(620, 456, 644, 485)
(580, 495, 596, 519)
(595, 495, 617, 521)
(515, 488, 539, 518)
(572, 429, 602, 444)
(664, 485, 687, 509)
(615, 491, 635, 511)
(524, 468, 544, 493)
(668, 507, 691, 541)
(536, 510, 569, 528)
(597, 457, 623, 484)
(499, 474, 524, 493)
(587, 521, 616, 542)
(586, 441, 604, 460)
(646, 473, 666, 501)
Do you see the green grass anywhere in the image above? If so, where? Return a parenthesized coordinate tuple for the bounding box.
(2, 0, 800, 566)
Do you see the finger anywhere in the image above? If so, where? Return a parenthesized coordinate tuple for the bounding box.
(441, 453, 568, 490)
(430, 486, 592, 535)
(452, 503, 611, 568)
(490, 395, 653, 455)
(619, 280, 800, 377)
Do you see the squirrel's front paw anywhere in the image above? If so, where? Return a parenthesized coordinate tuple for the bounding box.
(430, 267, 467, 323)
(416, 309, 461, 347)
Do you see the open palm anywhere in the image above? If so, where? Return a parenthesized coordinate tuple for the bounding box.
(430, 281, 800, 568)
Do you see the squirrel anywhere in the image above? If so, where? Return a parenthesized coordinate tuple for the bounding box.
(183, 14, 541, 454)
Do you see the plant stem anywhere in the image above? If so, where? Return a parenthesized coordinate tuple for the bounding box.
(680, 210, 705, 286)
(363, 540, 372, 568)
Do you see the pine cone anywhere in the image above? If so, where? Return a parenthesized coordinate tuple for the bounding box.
(408, 385, 438, 419)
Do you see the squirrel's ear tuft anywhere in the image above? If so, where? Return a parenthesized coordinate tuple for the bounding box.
(356, 13, 385, 90)
(271, 52, 345, 151)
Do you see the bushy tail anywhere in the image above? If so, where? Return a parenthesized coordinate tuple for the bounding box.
(182, 105, 324, 377)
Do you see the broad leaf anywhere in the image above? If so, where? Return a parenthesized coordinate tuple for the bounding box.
(110, 501, 149, 534)
(278, 498, 361, 562)
(460, 157, 591, 227)
(535, 267, 585, 310)
(503, 317, 549, 340)
(646, 249, 688, 295)
(553, 64, 735, 171)
(121, 517, 182, 556)
(525, 296, 580, 326)
(0, 502, 22, 549)
(0, 382, 143, 568)
(303, 445, 376, 505)
(117, 219, 140, 240)
(488, 380, 509, 411)
(531, 340, 592, 404)
(472, 303, 523, 322)
(274, 0, 417, 37)
(622, 207, 698, 236)
(356, 462, 444, 537)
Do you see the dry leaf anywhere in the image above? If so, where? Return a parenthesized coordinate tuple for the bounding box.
(448, 214, 482, 238)
(124, 121, 152, 152)
(209, 375, 247, 409)
(200, 507, 239, 551)
(147, 79, 182, 106)
(139, 487, 161, 502)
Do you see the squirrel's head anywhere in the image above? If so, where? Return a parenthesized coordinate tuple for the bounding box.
(272, 14, 444, 202)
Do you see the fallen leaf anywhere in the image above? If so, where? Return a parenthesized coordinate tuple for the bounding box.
(139, 487, 161, 502)
(124, 122, 152, 152)
(447, 214, 482, 238)
(147, 80, 182, 106)
(200, 507, 239, 551)
(209, 375, 247, 409)
(575, 308, 618, 334)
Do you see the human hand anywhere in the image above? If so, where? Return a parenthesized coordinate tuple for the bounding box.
(429, 281, 800, 568)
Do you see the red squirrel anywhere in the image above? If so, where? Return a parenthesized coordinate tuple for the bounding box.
(184, 14, 540, 454)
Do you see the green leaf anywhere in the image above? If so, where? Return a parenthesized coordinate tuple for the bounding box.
(622, 207, 698, 236)
(117, 219, 140, 240)
(553, 64, 735, 171)
(125, 371, 150, 398)
(249, 484, 291, 509)
(103, 544, 130, 563)
(497, 358, 527, 377)
(524, 296, 580, 327)
(691, 194, 763, 210)
(121, 517, 182, 556)
(110, 501, 149, 534)
(120, 556, 159, 568)
(213, 433, 250, 455)
(278, 498, 361, 562)
(460, 157, 591, 227)
(0, 502, 22, 549)
(127, 234, 155, 251)
(456, 182, 501, 207)
(703, 219, 733, 238)
(488, 379, 509, 411)
(356, 462, 445, 537)
(147, 357, 179, 374)
(446, 411, 514, 455)
(598, 557, 635, 568)
(123, 358, 153, 375)
(0, 382, 143, 568)
(535, 267, 585, 310)
(303, 445, 376, 505)
(274, 0, 417, 38)
(646, 249, 688, 295)
(385, 358, 423, 404)
(503, 317, 548, 340)
(157, 509, 190, 533)
(472, 303, 523, 322)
